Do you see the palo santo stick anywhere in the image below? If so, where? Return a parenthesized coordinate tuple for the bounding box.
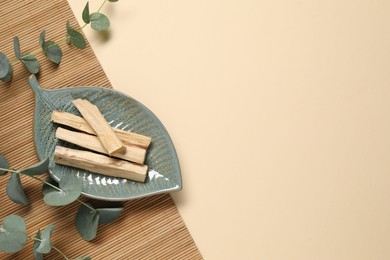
(115, 129, 152, 149)
(56, 127, 146, 164)
(73, 99, 124, 155)
(54, 146, 148, 182)
(51, 111, 151, 148)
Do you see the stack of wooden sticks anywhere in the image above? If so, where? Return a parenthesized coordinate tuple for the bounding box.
(52, 99, 152, 182)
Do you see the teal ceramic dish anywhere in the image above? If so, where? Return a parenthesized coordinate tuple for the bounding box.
(28, 75, 182, 201)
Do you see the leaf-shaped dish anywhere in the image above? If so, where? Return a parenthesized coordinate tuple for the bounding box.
(28, 75, 181, 201)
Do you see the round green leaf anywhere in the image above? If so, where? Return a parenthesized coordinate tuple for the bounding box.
(0, 52, 11, 80)
(0, 64, 12, 82)
(0, 215, 27, 253)
(33, 230, 44, 260)
(43, 174, 82, 206)
(97, 207, 124, 224)
(42, 41, 62, 64)
(6, 172, 29, 205)
(76, 203, 100, 241)
(74, 257, 92, 260)
(82, 2, 90, 24)
(90, 13, 110, 31)
(36, 224, 54, 254)
(21, 157, 49, 176)
(108, 0, 119, 2)
(0, 155, 9, 175)
(21, 54, 40, 74)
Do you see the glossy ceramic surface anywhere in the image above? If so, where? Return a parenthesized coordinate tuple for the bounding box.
(28, 75, 182, 201)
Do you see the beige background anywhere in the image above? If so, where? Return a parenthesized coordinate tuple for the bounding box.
(67, 1, 390, 259)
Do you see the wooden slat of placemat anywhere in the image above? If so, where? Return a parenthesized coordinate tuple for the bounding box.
(0, 0, 202, 259)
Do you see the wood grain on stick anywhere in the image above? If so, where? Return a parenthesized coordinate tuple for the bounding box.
(56, 127, 146, 164)
(51, 110, 152, 148)
(54, 146, 148, 182)
(72, 99, 125, 155)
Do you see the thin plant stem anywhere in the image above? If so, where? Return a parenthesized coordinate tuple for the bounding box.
(97, 0, 107, 13)
(77, 199, 96, 212)
(0, 167, 57, 190)
(52, 245, 70, 260)
(30, 237, 69, 260)
(0, 167, 18, 173)
(18, 171, 63, 192)
(0, 167, 62, 192)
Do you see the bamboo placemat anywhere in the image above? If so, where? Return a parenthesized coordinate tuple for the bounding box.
(0, 0, 201, 259)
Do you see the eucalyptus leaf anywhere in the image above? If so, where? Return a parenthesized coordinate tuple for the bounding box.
(66, 21, 71, 44)
(67, 28, 86, 49)
(82, 2, 90, 24)
(0, 52, 12, 82)
(39, 31, 46, 47)
(42, 176, 59, 196)
(20, 54, 40, 74)
(43, 174, 82, 206)
(76, 203, 100, 241)
(74, 257, 92, 260)
(0, 154, 9, 175)
(13, 36, 21, 58)
(97, 207, 124, 224)
(108, 0, 119, 2)
(66, 33, 71, 44)
(6, 172, 29, 205)
(14, 36, 40, 73)
(33, 230, 44, 260)
(0, 215, 27, 253)
(42, 41, 62, 64)
(90, 13, 110, 31)
(0, 64, 12, 82)
(0, 53, 10, 78)
(36, 224, 54, 254)
(66, 21, 86, 49)
(39, 31, 62, 64)
(21, 157, 49, 176)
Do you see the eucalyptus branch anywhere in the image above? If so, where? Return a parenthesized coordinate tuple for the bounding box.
(10, 1, 103, 65)
(0, 214, 90, 259)
(0, 154, 124, 251)
(0, 165, 95, 212)
(0, 0, 117, 82)
(0, 166, 60, 193)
